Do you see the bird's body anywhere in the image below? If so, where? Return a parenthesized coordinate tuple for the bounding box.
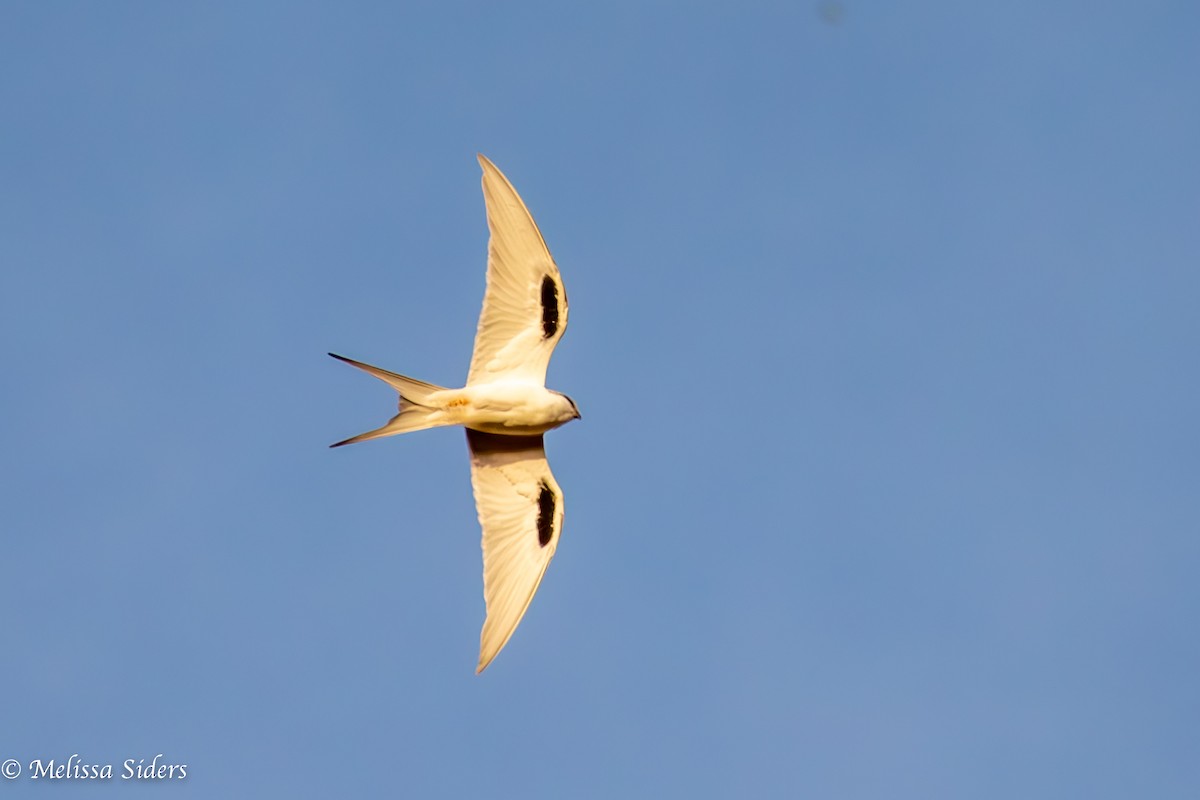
(330, 155, 578, 673)
(332, 369, 578, 437)
(440, 383, 579, 435)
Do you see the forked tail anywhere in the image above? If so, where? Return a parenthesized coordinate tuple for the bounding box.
(328, 353, 453, 447)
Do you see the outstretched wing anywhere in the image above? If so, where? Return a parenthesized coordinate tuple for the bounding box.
(467, 155, 568, 387)
(465, 428, 564, 673)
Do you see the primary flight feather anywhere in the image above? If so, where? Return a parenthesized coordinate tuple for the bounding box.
(330, 155, 579, 673)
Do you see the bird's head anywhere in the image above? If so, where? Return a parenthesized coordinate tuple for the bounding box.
(554, 392, 582, 423)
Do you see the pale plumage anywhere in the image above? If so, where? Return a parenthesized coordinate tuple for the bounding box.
(330, 155, 578, 673)
(470, 156, 569, 386)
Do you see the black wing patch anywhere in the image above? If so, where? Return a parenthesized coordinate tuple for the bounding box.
(536, 480, 556, 547)
(540, 275, 559, 339)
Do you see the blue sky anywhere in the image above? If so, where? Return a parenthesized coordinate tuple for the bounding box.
(2, 2, 1198, 797)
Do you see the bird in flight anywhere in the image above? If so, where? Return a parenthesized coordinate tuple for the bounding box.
(330, 155, 579, 673)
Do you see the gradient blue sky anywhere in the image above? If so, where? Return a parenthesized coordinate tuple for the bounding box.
(2, 2, 1198, 797)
